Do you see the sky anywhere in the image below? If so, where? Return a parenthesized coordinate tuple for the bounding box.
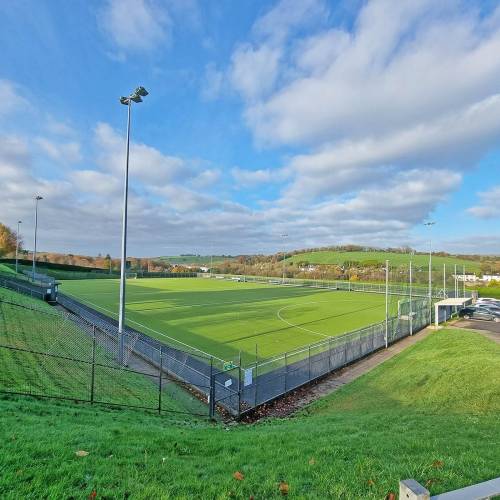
(0, 0, 499, 257)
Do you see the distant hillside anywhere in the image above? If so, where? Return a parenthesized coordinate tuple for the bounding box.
(286, 250, 482, 272)
(158, 255, 235, 266)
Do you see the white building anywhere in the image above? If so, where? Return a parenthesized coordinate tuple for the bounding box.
(482, 275, 500, 282)
(453, 274, 479, 282)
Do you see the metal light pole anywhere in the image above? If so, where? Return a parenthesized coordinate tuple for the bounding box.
(424, 221, 435, 324)
(281, 234, 288, 284)
(32, 196, 43, 282)
(409, 257, 413, 335)
(118, 86, 148, 364)
(385, 260, 389, 348)
(15, 220, 22, 274)
(443, 263, 446, 298)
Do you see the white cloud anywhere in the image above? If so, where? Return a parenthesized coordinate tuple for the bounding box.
(0, 80, 29, 117)
(94, 122, 187, 185)
(244, 1, 500, 147)
(231, 167, 287, 187)
(99, 0, 171, 53)
(35, 137, 82, 164)
(467, 185, 500, 218)
(201, 63, 224, 101)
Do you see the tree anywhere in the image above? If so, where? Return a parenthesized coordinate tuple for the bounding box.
(0, 223, 20, 257)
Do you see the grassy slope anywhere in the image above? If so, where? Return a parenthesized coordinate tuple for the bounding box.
(476, 286, 500, 299)
(0, 328, 499, 499)
(0, 263, 16, 275)
(0, 288, 204, 415)
(287, 250, 481, 271)
(60, 278, 399, 364)
(159, 255, 233, 265)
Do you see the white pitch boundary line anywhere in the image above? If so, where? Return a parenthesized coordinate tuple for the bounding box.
(277, 302, 332, 339)
(62, 292, 225, 362)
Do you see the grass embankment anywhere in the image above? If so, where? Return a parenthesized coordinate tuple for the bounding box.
(1, 328, 499, 498)
(287, 250, 481, 271)
(0, 263, 16, 275)
(476, 286, 500, 299)
(0, 288, 205, 415)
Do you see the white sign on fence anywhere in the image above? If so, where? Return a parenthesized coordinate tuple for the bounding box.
(244, 368, 253, 387)
(224, 379, 232, 388)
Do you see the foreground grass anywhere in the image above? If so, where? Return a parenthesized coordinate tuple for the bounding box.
(1, 328, 499, 499)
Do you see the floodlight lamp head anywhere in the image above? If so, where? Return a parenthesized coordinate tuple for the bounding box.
(35, 195, 43, 201)
(135, 86, 148, 97)
(120, 96, 129, 105)
(130, 94, 143, 103)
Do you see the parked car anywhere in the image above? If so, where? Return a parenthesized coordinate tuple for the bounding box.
(476, 303, 500, 313)
(477, 297, 500, 304)
(459, 306, 500, 322)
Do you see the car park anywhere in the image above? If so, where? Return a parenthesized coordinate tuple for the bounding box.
(458, 306, 500, 322)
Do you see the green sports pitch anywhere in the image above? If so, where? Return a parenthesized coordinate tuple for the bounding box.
(60, 277, 399, 364)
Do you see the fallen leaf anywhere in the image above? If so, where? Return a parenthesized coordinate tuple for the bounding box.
(367, 479, 375, 486)
(88, 490, 97, 499)
(233, 471, 244, 481)
(385, 492, 396, 500)
(432, 460, 444, 469)
(75, 450, 89, 457)
(279, 481, 289, 496)
(308, 457, 316, 465)
(426, 478, 440, 487)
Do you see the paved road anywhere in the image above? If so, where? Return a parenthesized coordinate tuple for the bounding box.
(454, 318, 500, 342)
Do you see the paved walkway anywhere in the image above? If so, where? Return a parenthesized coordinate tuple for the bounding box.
(261, 328, 434, 418)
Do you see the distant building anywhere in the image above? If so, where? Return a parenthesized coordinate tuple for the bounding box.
(453, 274, 479, 282)
(482, 275, 500, 282)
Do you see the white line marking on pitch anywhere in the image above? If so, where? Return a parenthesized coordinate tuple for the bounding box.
(62, 292, 224, 362)
(277, 302, 331, 338)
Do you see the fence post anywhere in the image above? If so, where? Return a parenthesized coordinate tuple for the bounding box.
(237, 351, 242, 419)
(254, 345, 258, 408)
(308, 346, 312, 381)
(328, 337, 332, 372)
(284, 351, 288, 392)
(209, 357, 215, 419)
(158, 346, 163, 414)
(90, 325, 96, 404)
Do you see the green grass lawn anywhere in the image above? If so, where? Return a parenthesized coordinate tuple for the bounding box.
(0, 288, 206, 415)
(475, 286, 500, 299)
(159, 255, 233, 265)
(0, 327, 498, 499)
(59, 278, 401, 365)
(287, 250, 481, 272)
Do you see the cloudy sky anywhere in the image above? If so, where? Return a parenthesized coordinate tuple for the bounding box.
(0, 0, 499, 257)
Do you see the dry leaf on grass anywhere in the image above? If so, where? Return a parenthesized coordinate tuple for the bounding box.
(367, 479, 375, 486)
(432, 460, 444, 469)
(88, 490, 97, 499)
(75, 450, 89, 457)
(233, 471, 244, 481)
(385, 492, 396, 500)
(279, 481, 289, 495)
(308, 457, 316, 465)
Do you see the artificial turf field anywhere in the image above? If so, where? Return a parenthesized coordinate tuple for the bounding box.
(60, 277, 400, 364)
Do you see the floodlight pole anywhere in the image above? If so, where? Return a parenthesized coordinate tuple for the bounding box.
(118, 99, 132, 364)
(454, 264, 457, 298)
(424, 221, 435, 325)
(409, 257, 413, 335)
(32, 196, 43, 282)
(15, 220, 22, 274)
(281, 234, 288, 284)
(463, 264, 466, 297)
(117, 86, 148, 364)
(443, 263, 446, 298)
(385, 260, 389, 348)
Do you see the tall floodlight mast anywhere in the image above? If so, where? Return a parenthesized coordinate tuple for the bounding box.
(32, 196, 43, 282)
(118, 86, 149, 364)
(423, 221, 436, 324)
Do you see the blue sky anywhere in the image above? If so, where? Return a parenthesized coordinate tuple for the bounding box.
(0, 0, 499, 257)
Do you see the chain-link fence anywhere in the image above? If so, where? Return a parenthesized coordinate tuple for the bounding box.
(0, 288, 211, 417)
(1, 272, 458, 419)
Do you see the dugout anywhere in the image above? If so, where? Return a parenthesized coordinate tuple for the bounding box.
(433, 297, 472, 327)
